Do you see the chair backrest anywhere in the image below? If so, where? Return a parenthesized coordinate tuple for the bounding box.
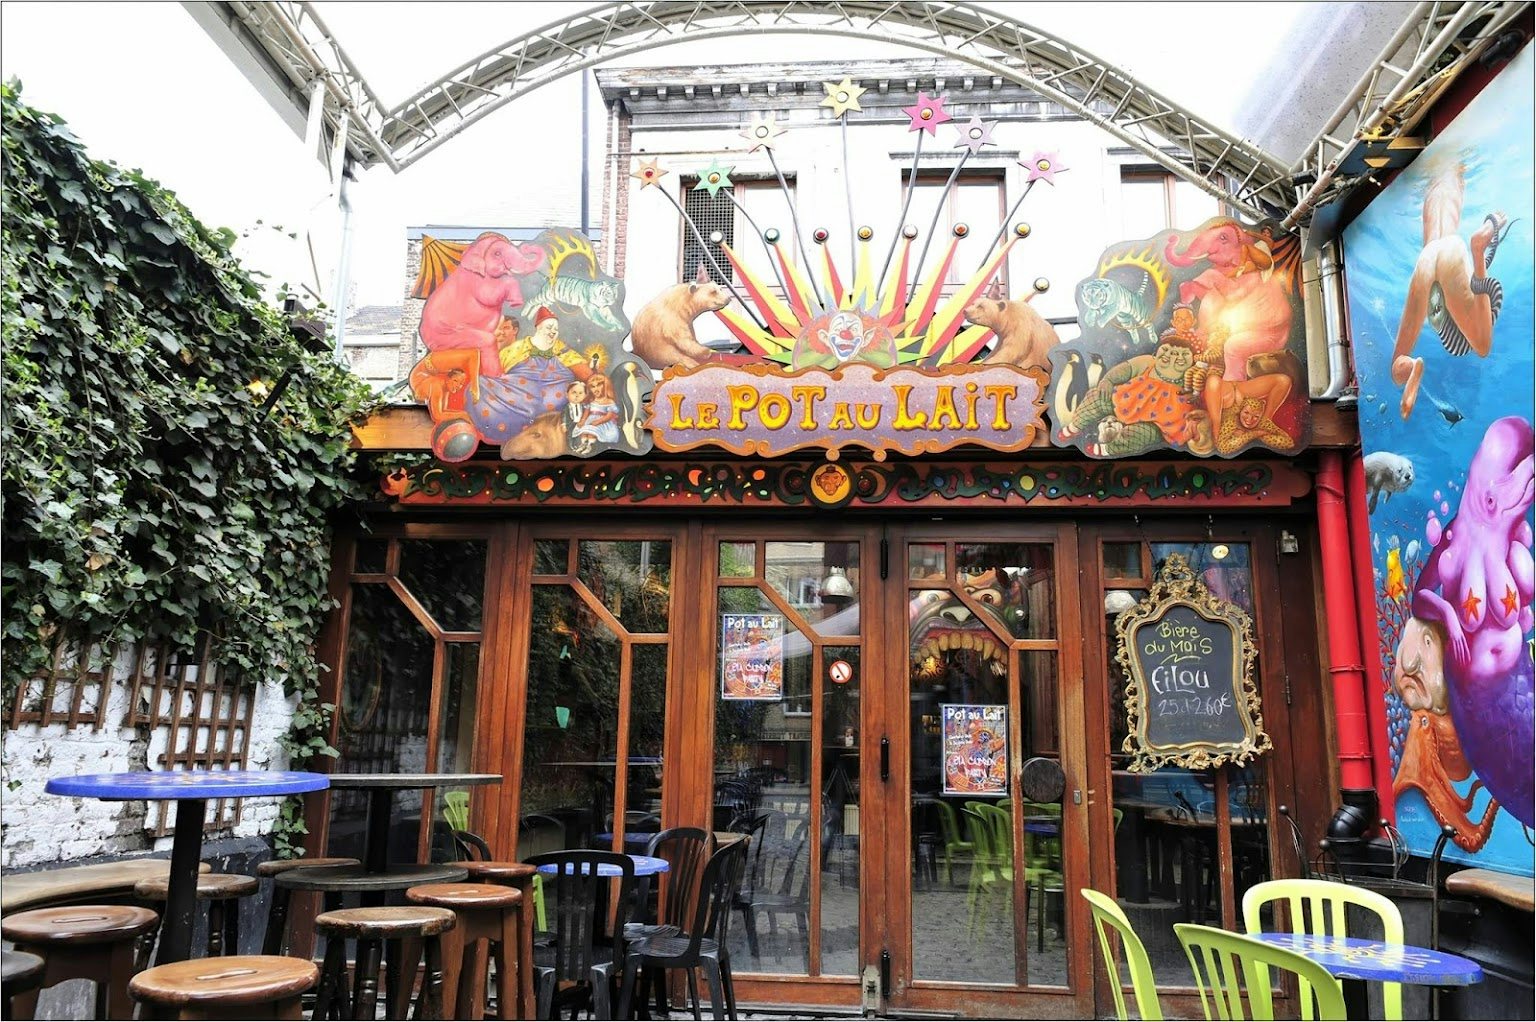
(1175, 922, 1345, 1021)
(1081, 889, 1163, 1021)
(961, 805, 994, 879)
(1241, 878, 1403, 1021)
(443, 791, 470, 832)
(646, 827, 712, 930)
(686, 837, 750, 956)
(934, 800, 965, 847)
(977, 802, 1014, 859)
(524, 850, 636, 984)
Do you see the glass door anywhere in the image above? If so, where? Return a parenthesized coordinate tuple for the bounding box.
(881, 523, 1093, 1018)
(704, 524, 883, 1001)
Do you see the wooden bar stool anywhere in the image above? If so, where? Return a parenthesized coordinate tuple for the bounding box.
(446, 861, 538, 1021)
(1, 904, 160, 1020)
(129, 954, 317, 1020)
(135, 874, 258, 958)
(255, 856, 359, 954)
(2, 949, 45, 1021)
(405, 882, 523, 1021)
(311, 906, 456, 1021)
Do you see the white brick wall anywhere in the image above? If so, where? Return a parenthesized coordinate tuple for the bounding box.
(1, 668, 298, 869)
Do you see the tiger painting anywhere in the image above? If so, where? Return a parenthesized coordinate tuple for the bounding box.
(521, 274, 625, 333)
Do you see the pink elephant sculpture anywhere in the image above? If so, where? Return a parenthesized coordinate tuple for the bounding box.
(1164, 220, 1294, 380)
(419, 232, 546, 376)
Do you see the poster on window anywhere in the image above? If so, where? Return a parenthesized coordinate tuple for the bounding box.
(721, 613, 785, 701)
(941, 704, 1009, 796)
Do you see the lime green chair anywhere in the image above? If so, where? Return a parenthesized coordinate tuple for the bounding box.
(1242, 878, 1403, 1021)
(1175, 922, 1346, 1021)
(961, 804, 1007, 937)
(1081, 888, 1162, 1021)
(933, 800, 975, 887)
(443, 790, 470, 832)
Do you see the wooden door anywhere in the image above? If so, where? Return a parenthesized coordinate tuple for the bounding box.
(876, 521, 1094, 1018)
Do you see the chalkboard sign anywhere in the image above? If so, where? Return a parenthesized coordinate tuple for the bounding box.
(1116, 553, 1271, 772)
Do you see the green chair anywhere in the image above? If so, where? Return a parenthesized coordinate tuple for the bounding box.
(960, 804, 1006, 937)
(1242, 877, 1403, 1021)
(443, 790, 470, 832)
(933, 800, 975, 887)
(1080, 888, 1162, 1021)
(1175, 922, 1346, 1021)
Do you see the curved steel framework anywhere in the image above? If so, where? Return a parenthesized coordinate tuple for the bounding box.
(196, 0, 1530, 224)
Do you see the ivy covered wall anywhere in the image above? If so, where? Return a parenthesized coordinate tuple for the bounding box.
(1, 83, 375, 859)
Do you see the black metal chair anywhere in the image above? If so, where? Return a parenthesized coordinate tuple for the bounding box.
(739, 819, 811, 972)
(616, 838, 749, 1021)
(623, 827, 711, 1016)
(523, 850, 636, 1020)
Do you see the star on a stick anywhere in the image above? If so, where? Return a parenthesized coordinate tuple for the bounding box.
(740, 113, 787, 153)
(820, 77, 867, 118)
(631, 157, 668, 189)
(1023, 150, 1067, 184)
(695, 160, 735, 198)
(952, 116, 997, 155)
(901, 92, 952, 135)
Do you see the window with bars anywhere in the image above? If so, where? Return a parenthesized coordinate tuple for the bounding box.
(680, 178, 794, 288)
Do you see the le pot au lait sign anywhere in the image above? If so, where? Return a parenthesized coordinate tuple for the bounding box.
(648, 362, 1046, 459)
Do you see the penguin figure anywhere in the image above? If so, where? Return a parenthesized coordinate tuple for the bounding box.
(1053, 351, 1084, 426)
(1086, 353, 1105, 391)
(615, 360, 648, 451)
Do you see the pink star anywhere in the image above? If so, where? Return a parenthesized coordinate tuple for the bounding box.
(1023, 151, 1067, 184)
(901, 92, 953, 135)
(952, 116, 997, 155)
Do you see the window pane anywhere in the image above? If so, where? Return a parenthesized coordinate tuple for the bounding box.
(353, 538, 387, 574)
(951, 180, 1002, 284)
(517, 585, 621, 853)
(683, 181, 735, 284)
(822, 644, 861, 977)
(719, 541, 755, 576)
(329, 583, 434, 864)
(1022, 650, 1068, 987)
(1173, 179, 1223, 228)
(764, 541, 861, 636)
(1103, 542, 1142, 580)
(909, 542, 946, 580)
(398, 539, 486, 631)
(734, 181, 795, 290)
(577, 540, 672, 634)
(717, 585, 813, 975)
(1121, 176, 1168, 238)
(627, 644, 669, 833)
(534, 539, 568, 575)
(955, 543, 1056, 639)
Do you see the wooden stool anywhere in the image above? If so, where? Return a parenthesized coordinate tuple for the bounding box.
(255, 857, 359, 955)
(447, 862, 538, 1021)
(405, 883, 523, 1021)
(129, 954, 317, 1021)
(312, 906, 456, 1021)
(1, 904, 159, 1020)
(2, 949, 45, 1021)
(135, 874, 258, 958)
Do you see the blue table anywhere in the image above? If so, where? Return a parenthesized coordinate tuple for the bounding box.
(1254, 932, 1482, 1019)
(46, 770, 328, 965)
(537, 854, 670, 877)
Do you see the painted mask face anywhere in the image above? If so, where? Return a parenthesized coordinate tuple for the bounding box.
(533, 319, 560, 351)
(1154, 342, 1193, 380)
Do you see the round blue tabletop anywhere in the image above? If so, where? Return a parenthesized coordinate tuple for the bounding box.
(46, 770, 330, 801)
(538, 854, 671, 877)
(1252, 933, 1484, 986)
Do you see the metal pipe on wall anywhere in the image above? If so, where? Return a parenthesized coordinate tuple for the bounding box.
(1316, 451, 1381, 843)
(1346, 449, 1398, 823)
(1316, 241, 1354, 403)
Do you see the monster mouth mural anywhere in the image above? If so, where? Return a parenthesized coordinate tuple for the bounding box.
(910, 594, 1010, 675)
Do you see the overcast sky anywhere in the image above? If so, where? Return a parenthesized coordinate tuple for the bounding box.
(2, 1, 1339, 310)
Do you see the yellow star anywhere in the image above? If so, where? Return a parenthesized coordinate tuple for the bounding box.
(820, 77, 866, 118)
(630, 157, 668, 189)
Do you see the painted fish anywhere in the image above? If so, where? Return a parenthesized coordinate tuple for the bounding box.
(1385, 548, 1407, 601)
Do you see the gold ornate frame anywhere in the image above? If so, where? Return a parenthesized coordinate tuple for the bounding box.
(1116, 552, 1271, 772)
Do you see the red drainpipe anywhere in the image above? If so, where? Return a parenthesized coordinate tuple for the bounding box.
(1316, 452, 1380, 837)
(1346, 450, 1398, 823)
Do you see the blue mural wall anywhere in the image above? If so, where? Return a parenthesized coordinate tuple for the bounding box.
(1344, 44, 1534, 875)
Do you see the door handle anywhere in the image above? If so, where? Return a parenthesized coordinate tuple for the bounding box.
(880, 737, 890, 781)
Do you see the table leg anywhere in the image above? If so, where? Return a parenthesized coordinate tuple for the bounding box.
(158, 798, 207, 965)
(363, 788, 393, 908)
(1342, 977, 1370, 1021)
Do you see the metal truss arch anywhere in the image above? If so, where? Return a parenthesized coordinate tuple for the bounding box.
(375, 1, 1294, 219)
